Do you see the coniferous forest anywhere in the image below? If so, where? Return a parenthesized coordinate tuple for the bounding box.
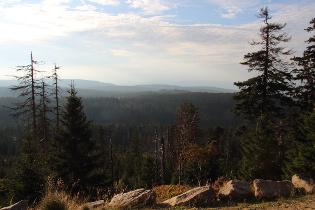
(0, 8, 314, 208)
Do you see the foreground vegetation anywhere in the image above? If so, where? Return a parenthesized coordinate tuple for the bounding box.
(36, 183, 315, 209)
(0, 7, 314, 209)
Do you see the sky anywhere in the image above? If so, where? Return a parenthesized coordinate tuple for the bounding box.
(0, 0, 314, 89)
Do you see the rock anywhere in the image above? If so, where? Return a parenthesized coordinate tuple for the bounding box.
(253, 179, 294, 199)
(108, 188, 156, 208)
(78, 200, 104, 209)
(219, 180, 254, 200)
(0, 200, 28, 210)
(159, 186, 215, 207)
(292, 174, 315, 194)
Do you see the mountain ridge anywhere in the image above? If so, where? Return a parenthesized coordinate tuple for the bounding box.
(0, 79, 236, 97)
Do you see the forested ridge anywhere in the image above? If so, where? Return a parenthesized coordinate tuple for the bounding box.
(0, 8, 314, 209)
(0, 92, 240, 126)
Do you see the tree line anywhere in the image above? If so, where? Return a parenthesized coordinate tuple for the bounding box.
(0, 7, 314, 207)
(0, 92, 242, 126)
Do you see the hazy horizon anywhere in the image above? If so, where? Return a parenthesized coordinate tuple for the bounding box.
(1, 0, 314, 88)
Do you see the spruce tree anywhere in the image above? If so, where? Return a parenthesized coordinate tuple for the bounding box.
(292, 18, 315, 113)
(233, 7, 293, 126)
(52, 84, 101, 192)
(283, 112, 315, 178)
(239, 116, 282, 181)
(12, 131, 46, 203)
(283, 18, 315, 178)
(233, 7, 293, 180)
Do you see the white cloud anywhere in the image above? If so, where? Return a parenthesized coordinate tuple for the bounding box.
(110, 49, 132, 56)
(125, 0, 170, 15)
(206, 0, 262, 18)
(0, 0, 314, 85)
(0, 0, 20, 6)
(88, 0, 120, 6)
(221, 12, 235, 19)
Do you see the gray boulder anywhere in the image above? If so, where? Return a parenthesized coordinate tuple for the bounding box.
(253, 179, 294, 199)
(292, 174, 315, 194)
(219, 180, 254, 200)
(109, 188, 156, 208)
(159, 186, 215, 207)
(0, 200, 28, 210)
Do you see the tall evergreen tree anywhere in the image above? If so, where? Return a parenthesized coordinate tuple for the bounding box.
(233, 7, 293, 180)
(292, 18, 315, 113)
(283, 18, 315, 179)
(233, 7, 293, 126)
(239, 115, 282, 181)
(283, 111, 315, 178)
(11, 131, 46, 203)
(52, 84, 102, 192)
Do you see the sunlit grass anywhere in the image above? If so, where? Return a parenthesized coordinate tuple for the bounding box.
(153, 184, 191, 203)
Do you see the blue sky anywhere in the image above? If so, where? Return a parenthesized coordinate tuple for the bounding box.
(0, 0, 314, 89)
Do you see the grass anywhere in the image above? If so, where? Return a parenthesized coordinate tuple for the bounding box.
(39, 190, 78, 210)
(202, 194, 315, 209)
(153, 184, 191, 203)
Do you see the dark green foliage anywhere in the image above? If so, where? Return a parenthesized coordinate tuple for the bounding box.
(11, 131, 47, 203)
(82, 92, 241, 126)
(283, 18, 315, 180)
(292, 18, 315, 113)
(140, 154, 156, 188)
(233, 7, 295, 181)
(0, 179, 14, 207)
(239, 116, 283, 181)
(51, 85, 103, 192)
(283, 112, 315, 178)
(1, 92, 242, 127)
(233, 7, 293, 125)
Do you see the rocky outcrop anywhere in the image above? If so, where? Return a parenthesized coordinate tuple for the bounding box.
(219, 180, 254, 200)
(109, 188, 156, 208)
(159, 186, 215, 207)
(253, 179, 294, 199)
(292, 174, 315, 194)
(0, 200, 28, 210)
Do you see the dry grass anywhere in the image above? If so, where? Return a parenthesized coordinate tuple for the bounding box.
(203, 194, 315, 209)
(153, 184, 191, 203)
(39, 190, 79, 210)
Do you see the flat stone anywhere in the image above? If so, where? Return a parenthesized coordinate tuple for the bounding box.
(109, 188, 156, 208)
(159, 186, 215, 207)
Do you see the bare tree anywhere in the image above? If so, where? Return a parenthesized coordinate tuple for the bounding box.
(9, 52, 43, 136)
(48, 64, 63, 132)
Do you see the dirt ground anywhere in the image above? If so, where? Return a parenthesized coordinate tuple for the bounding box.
(213, 194, 315, 210)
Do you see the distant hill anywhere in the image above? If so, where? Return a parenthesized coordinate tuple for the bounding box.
(0, 79, 236, 97)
